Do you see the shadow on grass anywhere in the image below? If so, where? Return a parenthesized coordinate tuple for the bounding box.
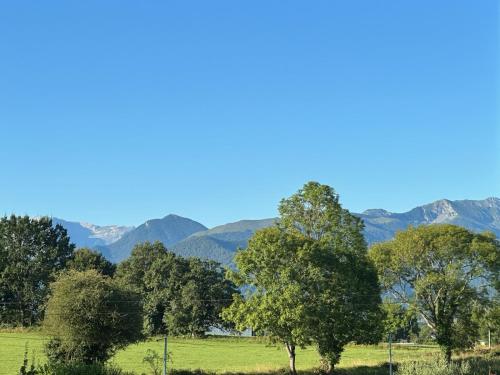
(169, 355, 500, 375)
(333, 363, 389, 375)
(170, 363, 391, 375)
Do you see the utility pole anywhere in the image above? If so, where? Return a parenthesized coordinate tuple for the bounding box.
(388, 333, 393, 375)
(163, 335, 168, 375)
(488, 329, 491, 350)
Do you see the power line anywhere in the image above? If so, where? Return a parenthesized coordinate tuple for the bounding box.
(0, 282, 494, 306)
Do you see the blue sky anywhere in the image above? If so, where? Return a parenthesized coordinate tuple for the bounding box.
(0, 1, 498, 228)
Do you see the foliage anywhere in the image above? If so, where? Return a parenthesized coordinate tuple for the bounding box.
(115, 241, 173, 333)
(17, 343, 134, 375)
(116, 241, 239, 336)
(370, 225, 500, 361)
(26, 363, 133, 375)
(19, 344, 38, 375)
(164, 257, 237, 336)
(382, 302, 420, 341)
(142, 349, 163, 375)
(279, 182, 384, 368)
(472, 295, 500, 345)
(395, 354, 498, 375)
(67, 248, 116, 277)
(43, 270, 143, 364)
(414, 325, 436, 345)
(223, 227, 316, 372)
(0, 215, 75, 326)
(311, 247, 383, 372)
(223, 182, 383, 374)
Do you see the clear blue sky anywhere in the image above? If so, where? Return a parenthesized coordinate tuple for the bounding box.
(0, 1, 498, 228)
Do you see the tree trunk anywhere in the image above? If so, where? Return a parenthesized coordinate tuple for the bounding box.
(444, 347, 452, 364)
(325, 361, 334, 375)
(285, 343, 296, 375)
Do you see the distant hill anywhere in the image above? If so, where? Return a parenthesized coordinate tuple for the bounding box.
(51, 197, 500, 265)
(171, 219, 277, 264)
(102, 214, 207, 262)
(171, 236, 237, 265)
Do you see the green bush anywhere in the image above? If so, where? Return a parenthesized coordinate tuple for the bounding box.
(18, 346, 133, 375)
(396, 354, 498, 375)
(43, 270, 143, 364)
(37, 363, 133, 375)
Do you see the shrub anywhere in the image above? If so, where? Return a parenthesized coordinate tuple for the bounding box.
(142, 349, 162, 375)
(396, 354, 499, 375)
(18, 345, 133, 375)
(32, 363, 133, 375)
(19, 344, 37, 375)
(43, 270, 143, 364)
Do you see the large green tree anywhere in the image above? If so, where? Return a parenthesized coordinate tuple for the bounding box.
(117, 242, 187, 334)
(165, 257, 238, 336)
(116, 241, 238, 336)
(44, 270, 143, 364)
(370, 224, 499, 361)
(0, 215, 74, 326)
(223, 182, 383, 374)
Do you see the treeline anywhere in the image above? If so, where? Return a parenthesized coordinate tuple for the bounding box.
(0, 217, 238, 336)
(1, 182, 499, 375)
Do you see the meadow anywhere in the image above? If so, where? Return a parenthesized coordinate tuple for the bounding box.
(0, 331, 441, 375)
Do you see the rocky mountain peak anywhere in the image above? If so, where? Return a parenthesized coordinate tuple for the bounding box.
(362, 209, 390, 217)
(424, 199, 458, 223)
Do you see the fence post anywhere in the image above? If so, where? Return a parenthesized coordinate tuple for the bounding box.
(163, 335, 167, 375)
(389, 333, 393, 375)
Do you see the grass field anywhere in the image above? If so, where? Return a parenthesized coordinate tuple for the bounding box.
(0, 331, 441, 375)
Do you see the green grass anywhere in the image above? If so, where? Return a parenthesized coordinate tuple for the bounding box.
(0, 331, 441, 375)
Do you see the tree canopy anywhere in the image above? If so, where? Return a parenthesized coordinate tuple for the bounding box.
(67, 248, 116, 277)
(370, 224, 499, 361)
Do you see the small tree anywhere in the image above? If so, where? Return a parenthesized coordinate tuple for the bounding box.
(67, 248, 116, 277)
(370, 224, 499, 362)
(44, 270, 143, 364)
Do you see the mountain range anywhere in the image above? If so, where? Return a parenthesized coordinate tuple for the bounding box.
(52, 218, 133, 249)
(50, 197, 500, 264)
